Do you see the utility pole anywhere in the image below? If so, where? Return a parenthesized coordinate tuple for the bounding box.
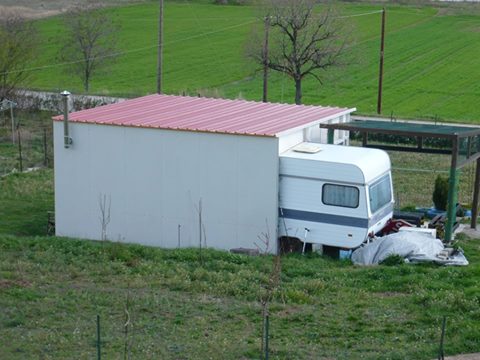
(262, 16, 270, 103)
(157, 0, 164, 94)
(377, 8, 386, 115)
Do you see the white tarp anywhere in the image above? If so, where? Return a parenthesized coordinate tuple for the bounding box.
(351, 232, 468, 266)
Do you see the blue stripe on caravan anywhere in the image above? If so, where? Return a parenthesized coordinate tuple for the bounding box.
(280, 208, 368, 228)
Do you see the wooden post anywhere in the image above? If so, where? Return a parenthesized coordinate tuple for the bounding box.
(438, 316, 446, 360)
(157, 0, 164, 94)
(43, 128, 48, 167)
(377, 8, 386, 115)
(10, 102, 15, 144)
(262, 16, 270, 103)
(97, 314, 101, 360)
(17, 127, 23, 172)
(264, 314, 269, 360)
(362, 132, 368, 147)
(470, 158, 480, 229)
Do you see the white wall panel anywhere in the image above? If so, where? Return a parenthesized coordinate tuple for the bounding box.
(54, 122, 278, 252)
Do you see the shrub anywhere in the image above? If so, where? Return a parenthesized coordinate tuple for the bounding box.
(432, 175, 449, 211)
(380, 254, 405, 266)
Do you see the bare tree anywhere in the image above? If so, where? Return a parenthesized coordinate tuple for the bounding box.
(123, 288, 132, 360)
(255, 220, 281, 358)
(98, 194, 111, 241)
(60, 2, 120, 93)
(248, 0, 352, 105)
(0, 11, 37, 101)
(194, 198, 208, 264)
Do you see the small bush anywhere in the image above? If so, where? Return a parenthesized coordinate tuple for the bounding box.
(432, 175, 449, 211)
(380, 254, 405, 266)
(401, 204, 417, 212)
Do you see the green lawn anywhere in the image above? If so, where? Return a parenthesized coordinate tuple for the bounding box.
(1, 233, 480, 359)
(1, 159, 480, 359)
(28, 1, 480, 122)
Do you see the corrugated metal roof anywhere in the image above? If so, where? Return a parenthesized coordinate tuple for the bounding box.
(53, 94, 354, 137)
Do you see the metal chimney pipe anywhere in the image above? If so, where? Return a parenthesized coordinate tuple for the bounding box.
(61, 90, 72, 148)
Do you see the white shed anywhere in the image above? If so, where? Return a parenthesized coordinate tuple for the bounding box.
(53, 94, 355, 252)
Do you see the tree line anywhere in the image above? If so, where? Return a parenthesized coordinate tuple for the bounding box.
(0, 2, 120, 101)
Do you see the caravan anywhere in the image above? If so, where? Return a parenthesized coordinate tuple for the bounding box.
(279, 143, 394, 249)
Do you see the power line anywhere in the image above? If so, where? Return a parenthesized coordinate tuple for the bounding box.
(337, 10, 383, 19)
(0, 7, 384, 93)
(0, 20, 256, 77)
(182, 0, 232, 82)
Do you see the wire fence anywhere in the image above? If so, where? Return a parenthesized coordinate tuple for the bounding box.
(392, 161, 477, 210)
(0, 109, 53, 176)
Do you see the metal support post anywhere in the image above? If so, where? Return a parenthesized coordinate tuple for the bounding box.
(445, 169, 459, 242)
(327, 129, 334, 144)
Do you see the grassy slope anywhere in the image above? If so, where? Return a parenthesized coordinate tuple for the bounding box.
(1, 160, 480, 359)
(29, 2, 480, 122)
(0, 234, 479, 359)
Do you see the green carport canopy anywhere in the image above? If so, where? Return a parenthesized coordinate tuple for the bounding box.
(321, 119, 480, 242)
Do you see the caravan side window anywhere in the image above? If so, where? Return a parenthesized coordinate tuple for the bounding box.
(322, 184, 359, 208)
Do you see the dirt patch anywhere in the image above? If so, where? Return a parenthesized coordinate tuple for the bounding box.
(0, 279, 31, 289)
(0, 0, 147, 19)
(436, 5, 480, 17)
(0, 6, 61, 19)
(275, 306, 303, 318)
(442, 354, 480, 360)
(459, 224, 480, 239)
(375, 291, 406, 298)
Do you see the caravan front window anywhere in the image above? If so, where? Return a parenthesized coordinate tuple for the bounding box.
(369, 174, 392, 213)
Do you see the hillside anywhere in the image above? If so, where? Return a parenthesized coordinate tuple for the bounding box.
(26, 2, 480, 122)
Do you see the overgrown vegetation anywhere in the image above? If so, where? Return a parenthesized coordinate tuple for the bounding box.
(0, 10, 38, 100)
(433, 175, 449, 211)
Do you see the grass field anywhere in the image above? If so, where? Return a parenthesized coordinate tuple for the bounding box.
(26, 1, 480, 122)
(1, 231, 480, 359)
(1, 150, 480, 358)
